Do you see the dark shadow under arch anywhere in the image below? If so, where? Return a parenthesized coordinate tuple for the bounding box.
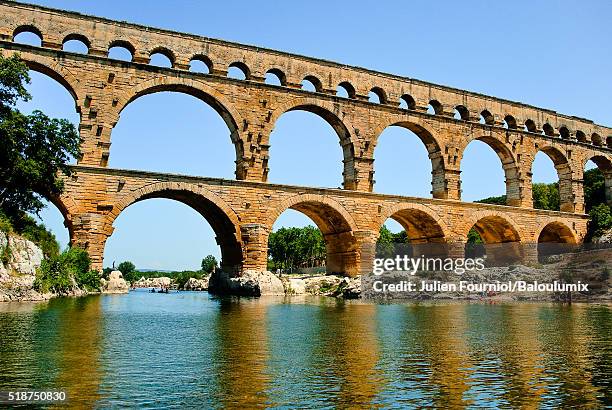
(537, 221, 576, 263)
(467, 215, 523, 266)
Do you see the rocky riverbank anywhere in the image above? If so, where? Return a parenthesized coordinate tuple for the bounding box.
(1, 231, 129, 302)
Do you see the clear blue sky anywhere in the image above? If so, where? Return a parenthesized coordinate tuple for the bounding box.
(14, 0, 611, 270)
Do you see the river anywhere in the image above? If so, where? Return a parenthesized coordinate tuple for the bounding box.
(0, 290, 610, 408)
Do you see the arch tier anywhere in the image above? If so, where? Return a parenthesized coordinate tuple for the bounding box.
(59, 166, 587, 274)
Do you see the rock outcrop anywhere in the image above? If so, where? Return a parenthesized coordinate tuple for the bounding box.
(0, 231, 43, 278)
(183, 276, 210, 291)
(132, 276, 172, 288)
(208, 270, 284, 296)
(102, 270, 129, 294)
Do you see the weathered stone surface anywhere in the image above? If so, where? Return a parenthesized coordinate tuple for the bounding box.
(303, 276, 344, 295)
(209, 270, 284, 296)
(0, 231, 43, 278)
(0, 2, 609, 278)
(183, 276, 210, 291)
(102, 270, 129, 294)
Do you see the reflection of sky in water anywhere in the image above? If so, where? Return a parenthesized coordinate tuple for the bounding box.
(1, 294, 610, 408)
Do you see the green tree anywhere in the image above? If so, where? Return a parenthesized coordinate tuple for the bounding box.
(0, 54, 80, 219)
(201, 254, 218, 273)
(588, 204, 612, 238)
(477, 195, 507, 206)
(532, 182, 560, 211)
(583, 168, 605, 211)
(117, 261, 136, 282)
(34, 247, 99, 293)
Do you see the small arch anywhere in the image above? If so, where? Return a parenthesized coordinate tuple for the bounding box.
(480, 110, 495, 125)
(301, 75, 322, 92)
(399, 94, 416, 110)
(264, 68, 286, 86)
(12, 25, 43, 46)
(454, 105, 470, 121)
(108, 40, 135, 62)
(559, 126, 571, 140)
(227, 62, 250, 80)
(607, 136, 612, 149)
(336, 81, 355, 99)
(62, 33, 90, 54)
(543, 123, 555, 137)
(189, 54, 213, 74)
(368, 87, 387, 104)
(504, 115, 517, 129)
(428, 100, 443, 115)
(537, 221, 576, 263)
(592, 133, 603, 146)
(149, 47, 175, 68)
(525, 119, 537, 133)
(575, 130, 587, 143)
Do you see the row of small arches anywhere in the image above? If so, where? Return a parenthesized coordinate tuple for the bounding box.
(12, 25, 612, 149)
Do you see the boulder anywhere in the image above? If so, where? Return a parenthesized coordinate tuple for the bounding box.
(286, 278, 306, 295)
(303, 275, 343, 295)
(102, 270, 129, 294)
(334, 276, 361, 299)
(208, 270, 284, 296)
(184, 276, 210, 291)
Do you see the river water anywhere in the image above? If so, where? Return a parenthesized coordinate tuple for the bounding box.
(0, 290, 610, 408)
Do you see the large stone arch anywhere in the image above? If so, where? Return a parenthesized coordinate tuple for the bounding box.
(536, 220, 578, 263)
(536, 220, 577, 244)
(531, 145, 574, 212)
(378, 203, 449, 242)
(463, 210, 523, 265)
(106, 181, 243, 273)
(267, 194, 358, 275)
(463, 210, 522, 243)
(371, 118, 447, 198)
(111, 76, 246, 175)
(7, 51, 82, 109)
(378, 203, 449, 258)
(267, 97, 360, 189)
(459, 133, 522, 206)
(583, 154, 612, 206)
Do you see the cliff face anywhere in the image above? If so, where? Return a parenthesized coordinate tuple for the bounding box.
(0, 231, 43, 279)
(0, 230, 48, 302)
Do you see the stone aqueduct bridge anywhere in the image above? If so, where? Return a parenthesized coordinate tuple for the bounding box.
(1, 2, 611, 274)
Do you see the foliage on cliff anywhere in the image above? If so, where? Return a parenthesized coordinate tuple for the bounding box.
(34, 247, 100, 293)
(0, 209, 59, 258)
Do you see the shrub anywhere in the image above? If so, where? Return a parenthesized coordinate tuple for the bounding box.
(75, 269, 101, 292)
(34, 247, 99, 293)
(34, 255, 73, 293)
(588, 204, 612, 238)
